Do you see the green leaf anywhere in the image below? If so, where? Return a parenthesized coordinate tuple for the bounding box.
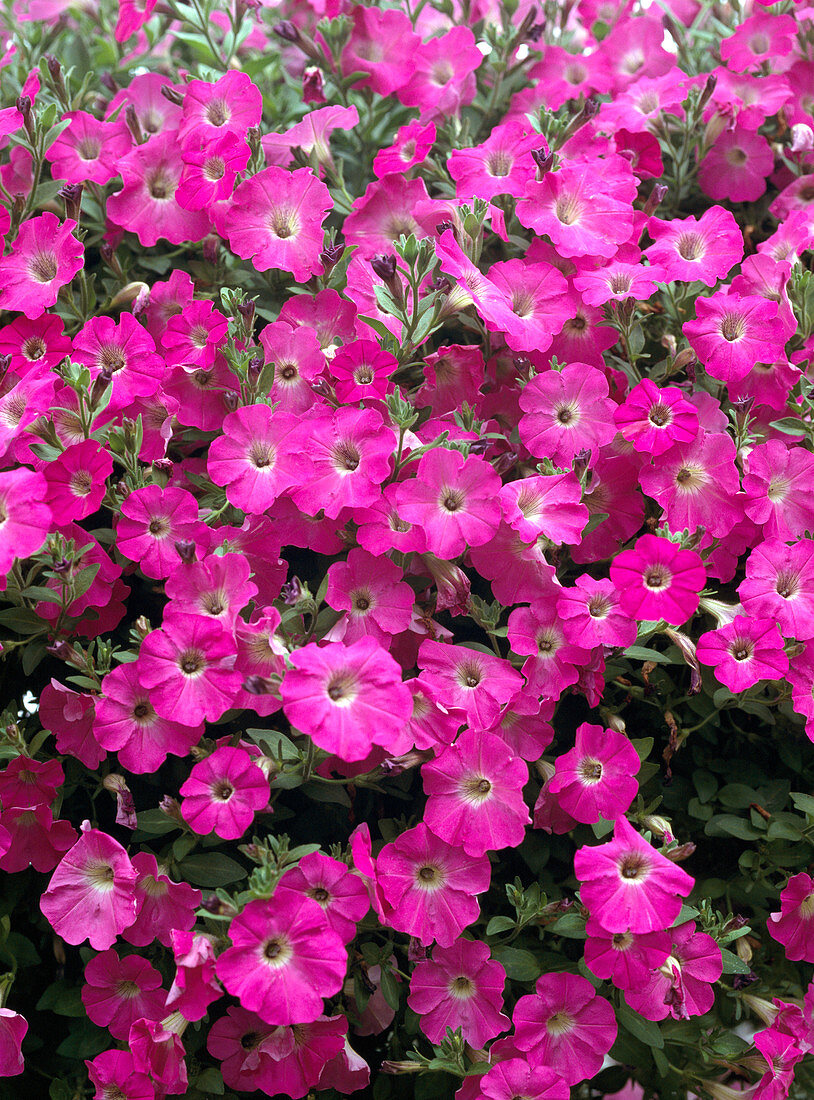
(55, 1018, 108, 1059)
(693, 769, 717, 804)
(70, 562, 101, 601)
(717, 784, 757, 810)
(791, 791, 814, 816)
(379, 965, 401, 1012)
(302, 781, 352, 807)
(21, 585, 63, 604)
(622, 646, 672, 664)
(491, 946, 541, 982)
(630, 737, 654, 762)
(192, 1068, 225, 1094)
(719, 948, 751, 975)
(704, 815, 763, 840)
(485, 916, 515, 935)
(178, 853, 247, 887)
(37, 980, 85, 1017)
(0, 607, 45, 634)
(549, 912, 587, 939)
(134, 808, 180, 836)
(616, 1002, 664, 1049)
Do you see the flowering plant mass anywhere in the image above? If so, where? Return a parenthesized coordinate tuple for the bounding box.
(1, 0, 814, 1097)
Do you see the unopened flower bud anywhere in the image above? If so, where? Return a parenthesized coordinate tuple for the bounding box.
(732, 394, 755, 427)
(247, 355, 263, 382)
(100, 72, 118, 93)
(202, 235, 219, 264)
(572, 448, 592, 480)
(698, 72, 718, 111)
(59, 182, 83, 221)
(223, 390, 239, 412)
(663, 841, 695, 863)
(370, 253, 397, 281)
(243, 675, 272, 695)
(302, 65, 325, 105)
(90, 367, 114, 407)
(174, 539, 196, 564)
(273, 19, 300, 42)
(159, 795, 185, 824)
(160, 83, 184, 106)
(320, 241, 344, 271)
(124, 104, 144, 145)
(0, 354, 11, 383)
(790, 123, 814, 154)
(671, 347, 697, 374)
(16, 95, 35, 141)
(531, 147, 554, 175)
(45, 54, 61, 80)
(281, 577, 303, 604)
(643, 182, 668, 218)
(436, 220, 455, 237)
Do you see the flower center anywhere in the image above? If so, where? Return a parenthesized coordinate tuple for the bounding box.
(644, 565, 671, 590)
(148, 515, 171, 538)
(212, 780, 234, 801)
(249, 441, 275, 469)
(486, 150, 513, 177)
(203, 155, 226, 182)
(28, 251, 59, 283)
(578, 757, 603, 783)
(554, 192, 580, 226)
(269, 208, 297, 240)
(546, 1011, 576, 1036)
(116, 980, 142, 1000)
(326, 670, 358, 706)
(69, 470, 94, 497)
(457, 661, 483, 689)
(587, 595, 611, 619)
(609, 272, 633, 295)
(730, 638, 754, 661)
(648, 403, 672, 427)
(415, 862, 447, 891)
(719, 313, 746, 342)
(440, 488, 465, 513)
(450, 975, 475, 998)
(619, 852, 649, 880)
(179, 647, 206, 676)
(22, 336, 46, 360)
(206, 98, 229, 126)
(798, 892, 814, 918)
(612, 931, 634, 950)
(725, 146, 748, 167)
(332, 440, 361, 472)
(85, 860, 116, 889)
(309, 886, 330, 903)
(676, 232, 704, 261)
(775, 570, 800, 599)
(133, 701, 153, 721)
(262, 935, 293, 967)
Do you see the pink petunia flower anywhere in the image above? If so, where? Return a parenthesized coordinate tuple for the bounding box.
(122, 851, 200, 949)
(0, 313, 71, 373)
(275, 851, 370, 945)
(40, 826, 138, 950)
(610, 534, 706, 626)
(574, 815, 694, 933)
(683, 293, 782, 384)
(696, 615, 788, 693)
(136, 613, 242, 726)
(162, 299, 228, 369)
(85, 1050, 153, 1100)
(0, 804, 76, 874)
(422, 730, 530, 856)
(720, 12, 798, 72)
(207, 405, 308, 514)
(512, 972, 617, 1085)
(738, 538, 814, 641)
(46, 110, 131, 186)
(0, 756, 63, 809)
(448, 120, 538, 201)
(742, 439, 814, 541)
(107, 132, 210, 247)
(373, 120, 436, 177)
(478, 1057, 569, 1100)
(342, 7, 420, 97)
(0, 468, 52, 574)
(573, 259, 662, 308)
(289, 406, 395, 520)
(0, 1011, 27, 1078)
(116, 485, 205, 580)
(225, 166, 332, 281)
(178, 70, 262, 142)
(39, 681, 103, 770)
(325, 547, 414, 645)
(177, 131, 250, 210)
(614, 378, 699, 456)
(507, 604, 590, 700)
(417, 640, 523, 730)
(82, 949, 166, 1040)
(518, 363, 617, 466)
(94, 661, 202, 774)
(583, 917, 671, 990)
(393, 448, 501, 560)
(330, 339, 397, 404)
(549, 722, 641, 824)
(517, 160, 636, 259)
(697, 126, 773, 203)
(42, 440, 112, 523)
(377, 822, 491, 947)
(129, 1019, 187, 1096)
(625, 921, 722, 1022)
(768, 872, 814, 962)
(179, 746, 269, 841)
(165, 552, 257, 629)
(645, 207, 743, 287)
(281, 637, 412, 761)
(397, 26, 482, 118)
(165, 930, 222, 1022)
(498, 472, 588, 546)
(638, 429, 742, 539)
(557, 575, 637, 649)
(0, 213, 83, 318)
(215, 894, 347, 1025)
(407, 939, 509, 1047)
